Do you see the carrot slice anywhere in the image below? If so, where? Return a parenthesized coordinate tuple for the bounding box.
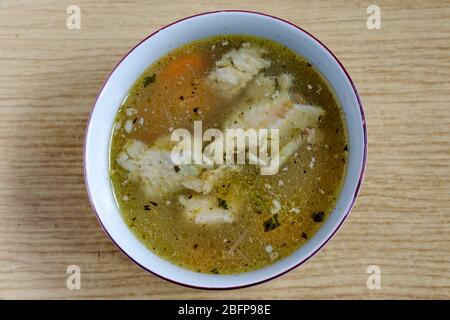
(159, 52, 207, 81)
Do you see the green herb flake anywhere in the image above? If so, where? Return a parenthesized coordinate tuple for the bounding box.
(143, 74, 156, 87)
(210, 268, 220, 274)
(263, 214, 280, 232)
(253, 193, 270, 214)
(311, 211, 325, 222)
(217, 197, 229, 210)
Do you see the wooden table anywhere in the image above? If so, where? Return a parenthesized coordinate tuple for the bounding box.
(0, 0, 449, 299)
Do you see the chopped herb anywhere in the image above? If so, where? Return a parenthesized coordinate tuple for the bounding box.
(193, 107, 199, 114)
(143, 205, 151, 211)
(210, 268, 220, 274)
(301, 232, 308, 239)
(193, 244, 198, 249)
(132, 117, 137, 124)
(174, 165, 180, 173)
(149, 201, 158, 206)
(311, 211, 325, 222)
(217, 197, 229, 210)
(344, 144, 348, 151)
(179, 95, 184, 100)
(253, 194, 270, 214)
(143, 74, 156, 87)
(263, 214, 280, 232)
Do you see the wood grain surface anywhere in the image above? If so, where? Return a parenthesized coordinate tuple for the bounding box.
(0, 0, 449, 299)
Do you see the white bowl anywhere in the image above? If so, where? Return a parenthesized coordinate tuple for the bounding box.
(84, 10, 367, 289)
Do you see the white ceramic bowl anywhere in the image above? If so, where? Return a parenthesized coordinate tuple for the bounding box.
(84, 10, 367, 289)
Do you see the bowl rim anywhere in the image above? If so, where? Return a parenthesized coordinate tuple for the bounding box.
(83, 9, 368, 290)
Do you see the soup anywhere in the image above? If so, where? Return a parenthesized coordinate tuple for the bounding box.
(109, 35, 347, 274)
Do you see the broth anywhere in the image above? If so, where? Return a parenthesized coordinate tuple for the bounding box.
(109, 35, 347, 274)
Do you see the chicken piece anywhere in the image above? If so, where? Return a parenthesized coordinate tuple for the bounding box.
(208, 45, 271, 97)
(182, 73, 324, 194)
(224, 73, 324, 146)
(182, 165, 242, 194)
(116, 139, 201, 201)
(178, 194, 237, 224)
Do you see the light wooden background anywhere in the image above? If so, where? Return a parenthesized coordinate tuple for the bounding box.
(0, 0, 449, 299)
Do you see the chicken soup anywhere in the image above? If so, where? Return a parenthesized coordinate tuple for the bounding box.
(109, 35, 348, 274)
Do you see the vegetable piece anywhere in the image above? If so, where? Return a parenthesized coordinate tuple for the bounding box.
(143, 74, 156, 87)
(151, 51, 215, 121)
(217, 197, 229, 210)
(263, 214, 280, 232)
(253, 193, 270, 214)
(210, 268, 220, 274)
(160, 53, 206, 80)
(311, 211, 325, 222)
